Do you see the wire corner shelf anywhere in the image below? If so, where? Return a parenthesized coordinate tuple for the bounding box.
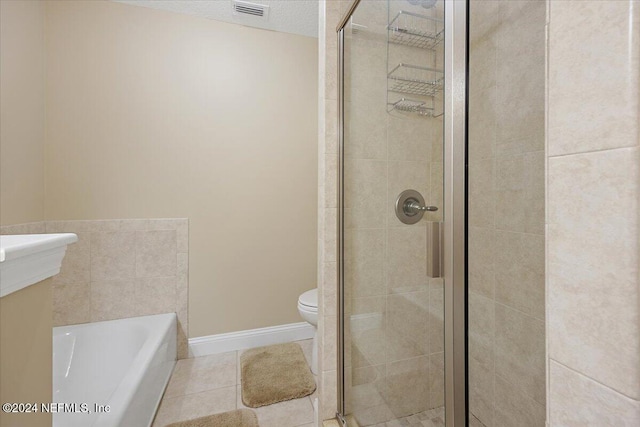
(387, 63, 444, 97)
(388, 10, 444, 50)
(387, 98, 438, 117)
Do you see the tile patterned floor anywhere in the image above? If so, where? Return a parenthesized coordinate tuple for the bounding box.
(152, 339, 316, 427)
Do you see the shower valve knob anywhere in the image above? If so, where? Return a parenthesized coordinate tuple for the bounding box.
(406, 201, 439, 213)
(395, 189, 438, 224)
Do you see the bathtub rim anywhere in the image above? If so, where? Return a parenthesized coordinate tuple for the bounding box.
(53, 312, 177, 427)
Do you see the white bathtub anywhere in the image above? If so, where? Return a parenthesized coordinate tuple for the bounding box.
(53, 313, 177, 427)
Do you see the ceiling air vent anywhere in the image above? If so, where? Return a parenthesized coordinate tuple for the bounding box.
(232, 1, 270, 20)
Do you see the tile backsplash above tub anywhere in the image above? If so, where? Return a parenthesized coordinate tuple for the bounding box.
(2, 219, 189, 358)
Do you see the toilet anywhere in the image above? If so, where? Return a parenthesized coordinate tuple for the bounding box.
(297, 288, 318, 375)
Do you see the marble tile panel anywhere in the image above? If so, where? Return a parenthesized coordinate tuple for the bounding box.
(549, 360, 640, 426)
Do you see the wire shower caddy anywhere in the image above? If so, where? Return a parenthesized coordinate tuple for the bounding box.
(386, 9, 444, 118)
(388, 10, 444, 50)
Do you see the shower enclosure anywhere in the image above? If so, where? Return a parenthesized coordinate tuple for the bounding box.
(336, 0, 546, 426)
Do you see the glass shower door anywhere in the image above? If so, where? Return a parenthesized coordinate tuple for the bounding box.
(339, 1, 445, 425)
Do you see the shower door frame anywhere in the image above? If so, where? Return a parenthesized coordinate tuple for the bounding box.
(336, 1, 468, 426)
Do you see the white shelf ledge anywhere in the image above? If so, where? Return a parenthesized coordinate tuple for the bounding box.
(0, 233, 78, 298)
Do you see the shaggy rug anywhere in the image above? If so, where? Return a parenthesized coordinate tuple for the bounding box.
(240, 342, 316, 408)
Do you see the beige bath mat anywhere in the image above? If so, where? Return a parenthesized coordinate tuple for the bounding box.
(240, 342, 316, 408)
(166, 409, 258, 427)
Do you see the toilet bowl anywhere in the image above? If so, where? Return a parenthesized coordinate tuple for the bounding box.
(298, 288, 318, 375)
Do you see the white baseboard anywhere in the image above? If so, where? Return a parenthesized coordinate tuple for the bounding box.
(188, 322, 315, 357)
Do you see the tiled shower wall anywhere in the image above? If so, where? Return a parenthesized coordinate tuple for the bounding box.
(547, 1, 640, 424)
(1, 219, 189, 359)
(318, 1, 640, 426)
(0, 222, 46, 235)
(467, 1, 546, 426)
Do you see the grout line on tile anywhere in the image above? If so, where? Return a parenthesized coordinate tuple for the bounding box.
(548, 145, 639, 160)
(493, 300, 545, 324)
(549, 359, 640, 402)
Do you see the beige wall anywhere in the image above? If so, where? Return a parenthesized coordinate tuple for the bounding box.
(0, 279, 53, 427)
(547, 1, 640, 424)
(44, 0, 318, 337)
(0, 5, 50, 421)
(0, 0, 45, 226)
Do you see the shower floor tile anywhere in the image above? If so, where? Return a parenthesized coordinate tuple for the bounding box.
(152, 339, 316, 427)
(369, 407, 445, 427)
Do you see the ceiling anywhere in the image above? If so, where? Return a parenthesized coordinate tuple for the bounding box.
(113, 0, 319, 38)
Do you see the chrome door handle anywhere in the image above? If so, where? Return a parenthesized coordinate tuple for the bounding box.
(427, 221, 443, 278)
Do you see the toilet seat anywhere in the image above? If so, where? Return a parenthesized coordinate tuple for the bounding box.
(298, 289, 318, 311)
(298, 304, 317, 315)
